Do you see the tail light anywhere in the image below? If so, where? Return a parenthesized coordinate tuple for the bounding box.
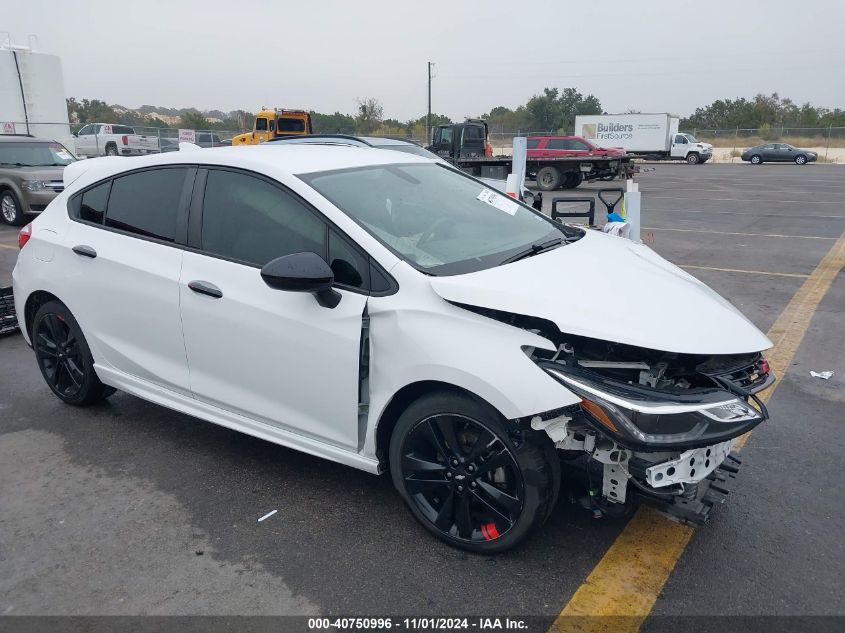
(121, 135, 128, 145)
(18, 223, 32, 249)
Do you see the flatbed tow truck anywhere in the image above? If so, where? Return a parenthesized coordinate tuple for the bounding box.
(429, 119, 636, 190)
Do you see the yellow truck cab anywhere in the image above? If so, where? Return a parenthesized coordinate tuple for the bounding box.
(231, 109, 313, 145)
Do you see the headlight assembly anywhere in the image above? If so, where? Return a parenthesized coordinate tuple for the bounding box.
(22, 180, 46, 192)
(542, 364, 765, 449)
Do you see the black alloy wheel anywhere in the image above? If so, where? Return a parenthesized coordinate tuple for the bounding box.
(390, 391, 554, 553)
(32, 300, 114, 405)
(35, 312, 86, 399)
(401, 414, 524, 544)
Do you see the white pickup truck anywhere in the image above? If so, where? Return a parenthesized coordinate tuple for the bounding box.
(73, 123, 159, 157)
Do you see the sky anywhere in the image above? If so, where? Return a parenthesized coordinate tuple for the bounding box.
(5, 0, 845, 122)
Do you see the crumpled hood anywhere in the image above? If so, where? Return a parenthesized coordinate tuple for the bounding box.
(429, 230, 772, 355)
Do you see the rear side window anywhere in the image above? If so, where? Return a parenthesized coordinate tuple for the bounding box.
(526, 139, 540, 149)
(105, 168, 188, 242)
(113, 126, 135, 135)
(547, 139, 571, 150)
(201, 169, 326, 267)
(463, 126, 484, 142)
(278, 117, 306, 133)
(78, 181, 111, 224)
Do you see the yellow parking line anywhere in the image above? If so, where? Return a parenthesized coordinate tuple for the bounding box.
(679, 264, 808, 278)
(0, 243, 18, 250)
(644, 227, 836, 240)
(550, 228, 845, 633)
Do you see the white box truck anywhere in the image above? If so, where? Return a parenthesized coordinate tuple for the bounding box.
(574, 113, 712, 164)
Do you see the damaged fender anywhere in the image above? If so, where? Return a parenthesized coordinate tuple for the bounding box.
(361, 283, 581, 464)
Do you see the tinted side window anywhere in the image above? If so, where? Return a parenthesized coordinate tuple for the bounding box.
(463, 126, 484, 142)
(570, 140, 590, 151)
(255, 118, 268, 131)
(328, 229, 368, 289)
(526, 139, 540, 149)
(278, 118, 306, 132)
(113, 126, 134, 135)
(547, 139, 570, 150)
(674, 135, 687, 144)
(201, 170, 326, 267)
(105, 168, 188, 242)
(76, 181, 111, 224)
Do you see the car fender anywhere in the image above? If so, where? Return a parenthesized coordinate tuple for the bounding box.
(362, 287, 581, 460)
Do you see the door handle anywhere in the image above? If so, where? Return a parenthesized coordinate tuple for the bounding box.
(72, 245, 97, 258)
(188, 280, 223, 299)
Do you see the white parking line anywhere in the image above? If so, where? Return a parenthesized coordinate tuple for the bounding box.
(644, 227, 837, 240)
(679, 264, 809, 278)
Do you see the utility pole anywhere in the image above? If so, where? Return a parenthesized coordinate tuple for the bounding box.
(427, 61, 432, 145)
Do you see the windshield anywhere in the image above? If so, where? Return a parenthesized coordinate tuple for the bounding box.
(302, 163, 576, 275)
(0, 141, 76, 166)
(373, 144, 440, 160)
(683, 134, 699, 143)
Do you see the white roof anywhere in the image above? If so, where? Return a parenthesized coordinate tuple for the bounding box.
(63, 144, 434, 189)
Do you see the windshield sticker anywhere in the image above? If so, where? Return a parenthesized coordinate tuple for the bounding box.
(477, 189, 519, 215)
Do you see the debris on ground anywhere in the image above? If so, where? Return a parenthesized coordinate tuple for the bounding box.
(810, 370, 835, 379)
(258, 510, 278, 522)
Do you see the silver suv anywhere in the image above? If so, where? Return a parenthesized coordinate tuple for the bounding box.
(0, 135, 76, 226)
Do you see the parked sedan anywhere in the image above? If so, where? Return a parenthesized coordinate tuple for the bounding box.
(741, 143, 818, 165)
(14, 146, 773, 552)
(0, 135, 76, 226)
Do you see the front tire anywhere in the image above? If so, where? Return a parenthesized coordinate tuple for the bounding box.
(686, 152, 700, 165)
(389, 390, 555, 553)
(32, 300, 115, 406)
(1, 190, 25, 226)
(795, 154, 807, 165)
(750, 154, 762, 165)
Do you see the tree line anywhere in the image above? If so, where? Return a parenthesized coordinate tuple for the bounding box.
(67, 89, 845, 139)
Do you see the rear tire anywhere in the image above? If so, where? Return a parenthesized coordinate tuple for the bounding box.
(105, 143, 118, 157)
(686, 152, 700, 165)
(32, 300, 115, 406)
(389, 390, 555, 553)
(535, 166, 561, 191)
(794, 155, 807, 165)
(1, 190, 25, 226)
(750, 154, 762, 165)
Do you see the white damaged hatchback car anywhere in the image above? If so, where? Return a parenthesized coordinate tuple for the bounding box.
(13, 145, 774, 552)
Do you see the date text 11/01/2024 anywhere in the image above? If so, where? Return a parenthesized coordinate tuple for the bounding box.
(307, 617, 528, 630)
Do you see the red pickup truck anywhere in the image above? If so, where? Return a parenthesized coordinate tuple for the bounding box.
(527, 136, 625, 158)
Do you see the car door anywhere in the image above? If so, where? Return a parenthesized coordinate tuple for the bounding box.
(75, 125, 95, 156)
(544, 138, 570, 158)
(779, 144, 796, 162)
(761, 144, 777, 161)
(62, 166, 195, 394)
(567, 139, 593, 157)
(670, 134, 688, 159)
(178, 168, 370, 449)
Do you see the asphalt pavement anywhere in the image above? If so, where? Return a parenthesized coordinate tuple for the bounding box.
(1, 163, 843, 626)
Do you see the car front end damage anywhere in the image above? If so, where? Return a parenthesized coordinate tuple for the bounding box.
(520, 332, 774, 524)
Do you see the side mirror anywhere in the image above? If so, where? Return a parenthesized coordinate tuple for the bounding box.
(72, 133, 78, 137)
(260, 252, 341, 308)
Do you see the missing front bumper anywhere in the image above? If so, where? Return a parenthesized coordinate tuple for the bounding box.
(636, 451, 743, 526)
